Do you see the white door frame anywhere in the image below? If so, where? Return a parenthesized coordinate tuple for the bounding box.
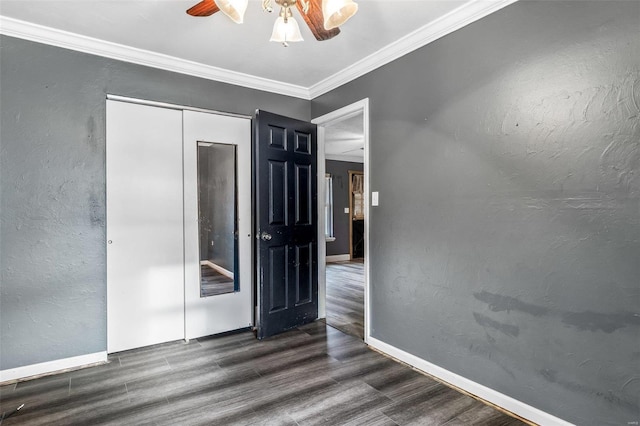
(312, 98, 371, 343)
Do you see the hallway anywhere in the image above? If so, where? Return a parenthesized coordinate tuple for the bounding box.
(326, 260, 365, 340)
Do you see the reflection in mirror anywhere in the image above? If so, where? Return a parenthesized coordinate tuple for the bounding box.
(198, 142, 238, 297)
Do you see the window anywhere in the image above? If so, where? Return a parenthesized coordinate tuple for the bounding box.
(325, 174, 335, 241)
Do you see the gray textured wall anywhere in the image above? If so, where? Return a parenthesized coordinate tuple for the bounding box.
(0, 35, 309, 370)
(325, 160, 363, 256)
(313, 1, 639, 425)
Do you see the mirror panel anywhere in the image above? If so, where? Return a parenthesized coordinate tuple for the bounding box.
(197, 142, 238, 297)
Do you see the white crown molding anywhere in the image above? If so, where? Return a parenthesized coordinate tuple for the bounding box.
(0, 15, 311, 100)
(1, 0, 517, 101)
(308, 0, 519, 98)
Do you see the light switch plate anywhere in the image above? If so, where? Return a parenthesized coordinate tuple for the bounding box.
(344, 207, 349, 214)
(372, 191, 379, 206)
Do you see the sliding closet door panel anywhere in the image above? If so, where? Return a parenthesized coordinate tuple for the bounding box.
(183, 110, 252, 339)
(106, 100, 184, 353)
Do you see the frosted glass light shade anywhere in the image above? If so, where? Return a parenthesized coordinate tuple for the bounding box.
(270, 16, 304, 44)
(322, 0, 358, 30)
(216, 0, 248, 24)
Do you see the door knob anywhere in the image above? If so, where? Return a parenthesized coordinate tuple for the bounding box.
(261, 232, 272, 241)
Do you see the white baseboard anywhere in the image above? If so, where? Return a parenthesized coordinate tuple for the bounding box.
(0, 351, 108, 384)
(367, 337, 573, 426)
(326, 254, 351, 263)
(201, 260, 234, 279)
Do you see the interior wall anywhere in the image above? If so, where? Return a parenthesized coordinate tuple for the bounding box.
(312, 1, 639, 425)
(0, 35, 310, 371)
(325, 160, 363, 257)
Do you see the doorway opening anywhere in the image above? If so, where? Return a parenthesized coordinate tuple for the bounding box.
(313, 99, 370, 342)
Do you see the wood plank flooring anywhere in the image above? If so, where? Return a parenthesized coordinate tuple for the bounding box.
(0, 323, 527, 425)
(326, 260, 365, 339)
(201, 264, 234, 297)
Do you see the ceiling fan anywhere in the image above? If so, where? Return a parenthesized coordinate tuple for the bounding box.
(186, 0, 358, 46)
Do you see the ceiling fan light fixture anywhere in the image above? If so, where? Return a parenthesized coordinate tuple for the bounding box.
(187, 0, 343, 43)
(216, 0, 249, 23)
(270, 9, 304, 47)
(322, 0, 358, 30)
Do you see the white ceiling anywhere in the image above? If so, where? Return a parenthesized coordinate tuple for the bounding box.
(325, 111, 365, 162)
(0, 0, 516, 99)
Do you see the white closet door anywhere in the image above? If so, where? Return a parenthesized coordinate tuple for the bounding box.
(106, 100, 185, 353)
(183, 111, 252, 339)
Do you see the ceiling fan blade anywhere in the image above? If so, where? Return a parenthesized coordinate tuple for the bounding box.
(296, 0, 340, 41)
(187, 0, 220, 17)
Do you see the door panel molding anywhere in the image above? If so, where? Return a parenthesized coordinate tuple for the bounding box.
(268, 245, 289, 313)
(268, 161, 288, 226)
(295, 243, 313, 306)
(295, 164, 313, 225)
(268, 125, 287, 150)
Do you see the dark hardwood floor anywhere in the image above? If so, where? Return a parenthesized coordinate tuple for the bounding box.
(326, 260, 365, 339)
(0, 322, 527, 425)
(200, 264, 234, 297)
